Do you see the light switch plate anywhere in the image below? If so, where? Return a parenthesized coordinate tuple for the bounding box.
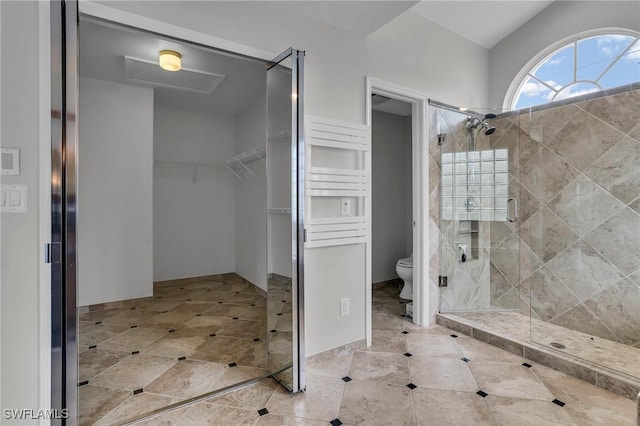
(1, 184, 27, 213)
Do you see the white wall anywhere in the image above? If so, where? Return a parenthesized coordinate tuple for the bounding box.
(489, 0, 640, 108)
(1, 1, 41, 419)
(371, 110, 412, 283)
(96, 0, 490, 356)
(234, 94, 268, 291)
(78, 77, 154, 306)
(153, 105, 237, 282)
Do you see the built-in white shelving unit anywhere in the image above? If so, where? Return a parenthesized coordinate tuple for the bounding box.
(304, 116, 371, 248)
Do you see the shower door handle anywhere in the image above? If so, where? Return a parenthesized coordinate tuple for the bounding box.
(507, 198, 518, 223)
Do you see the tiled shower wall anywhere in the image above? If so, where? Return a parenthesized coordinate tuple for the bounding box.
(432, 88, 640, 349)
(505, 88, 640, 348)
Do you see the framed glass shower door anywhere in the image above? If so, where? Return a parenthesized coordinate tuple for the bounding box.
(436, 105, 520, 313)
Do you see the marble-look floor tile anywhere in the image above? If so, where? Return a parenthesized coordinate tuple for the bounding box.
(366, 330, 407, 353)
(179, 315, 233, 337)
(169, 301, 216, 316)
(142, 335, 207, 358)
(203, 303, 251, 318)
(413, 388, 495, 426)
(79, 324, 129, 347)
(406, 332, 463, 358)
(94, 392, 180, 426)
(371, 314, 404, 331)
(409, 356, 477, 392)
(189, 336, 253, 364)
(256, 414, 330, 426)
(456, 336, 523, 364)
(79, 348, 128, 383)
(268, 330, 293, 354)
(79, 308, 129, 323)
(145, 359, 227, 398)
(239, 306, 267, 321)
(211, 365, 268, 390)
(236, 340, 268, 369)
(138, 310, 197, 329)
(348, 351, 410, 385)
(134, 406, 191, 426)
(470, 361, 554, 401)
(90, 354, 176, 391)
(338, 380, 415, 426)
(217, 319, 265, 340)
(208, 377, 278, 410)
(99, 327, 168, 352)
(102, 309, 159, 327)
(532, 364, 637, 426)
(486, 395, 577, 426)
(136, 299, 186, 312)
(78, 385, 130, 426)
(266, 374, 344, 422)
(305, 352, 353, 379)
(177, 403, 259, 425)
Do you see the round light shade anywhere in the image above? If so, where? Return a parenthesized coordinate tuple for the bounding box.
(159, 50, 182, 72)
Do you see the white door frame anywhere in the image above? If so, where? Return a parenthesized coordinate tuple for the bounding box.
(365, 77, 430, 346)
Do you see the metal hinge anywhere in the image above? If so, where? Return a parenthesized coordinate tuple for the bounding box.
(438, 275, 448, 287)
(45, 242, 61, 264)
(303, 229, 307, 243)
(438, 134, 447, 145)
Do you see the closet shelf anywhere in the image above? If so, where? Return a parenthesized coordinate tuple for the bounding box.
(268, 207, 291, 214)
(221, 145, 266, 181)
(154, 145, 266, 182)
(268, 130, 291, 142)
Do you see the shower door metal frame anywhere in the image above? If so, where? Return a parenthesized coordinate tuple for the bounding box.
(50, 0, 79, 423)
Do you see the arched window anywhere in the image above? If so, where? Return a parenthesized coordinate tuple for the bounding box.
(506, 29, 640, 110)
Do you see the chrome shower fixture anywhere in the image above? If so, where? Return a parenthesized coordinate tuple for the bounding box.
(467, 113, 497, 136)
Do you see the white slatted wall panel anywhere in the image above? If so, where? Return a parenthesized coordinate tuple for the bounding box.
(305, 116, 371, 248)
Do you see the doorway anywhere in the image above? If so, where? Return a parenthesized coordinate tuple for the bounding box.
(365, 78, 429, 345)
(50, 3, 305, 423)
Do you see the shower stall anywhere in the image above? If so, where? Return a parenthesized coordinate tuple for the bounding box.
(430, 85, 640, 396)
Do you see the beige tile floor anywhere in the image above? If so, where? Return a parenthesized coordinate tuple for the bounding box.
(78, 275, 273, 425)
(82, 283, 637, 425)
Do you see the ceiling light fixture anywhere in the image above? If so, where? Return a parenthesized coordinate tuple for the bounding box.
(159, 50, 182, 72)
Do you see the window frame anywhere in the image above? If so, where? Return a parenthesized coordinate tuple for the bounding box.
(504, 27, 640, 111)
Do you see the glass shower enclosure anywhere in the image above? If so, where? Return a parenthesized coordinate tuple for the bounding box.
(432, 85, 640, 384)
(434, 102, 521, 314)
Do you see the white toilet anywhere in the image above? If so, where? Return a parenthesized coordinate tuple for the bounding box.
(396, 253, 413, 300)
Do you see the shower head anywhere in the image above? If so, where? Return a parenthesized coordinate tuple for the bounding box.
(482, 122, 496, 135)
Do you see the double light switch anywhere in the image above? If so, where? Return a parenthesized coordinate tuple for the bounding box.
(0, 185, 27, 213)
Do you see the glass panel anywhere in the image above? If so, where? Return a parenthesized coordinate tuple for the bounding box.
(514, 76, 555, 109)
(527, 95, 640, 381)
(597, 39, 640, 88)
(577, 34, 634, 81)
(266, 51, 298, 390)
(532, 43, 574, 87)
(438, 107, 520, 313)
